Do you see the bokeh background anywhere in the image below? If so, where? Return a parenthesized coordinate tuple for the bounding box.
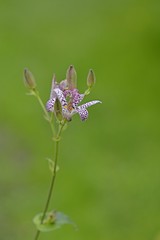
(0, 0, 160, 239)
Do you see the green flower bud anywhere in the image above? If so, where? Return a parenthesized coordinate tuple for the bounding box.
(54, 99, 63, 122)
(87, 69, 96, 88)
(24, 68, 36, 90)
(66, 65, 77, 89)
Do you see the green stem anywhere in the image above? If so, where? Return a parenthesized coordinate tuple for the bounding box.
(34, 122, 65, 240)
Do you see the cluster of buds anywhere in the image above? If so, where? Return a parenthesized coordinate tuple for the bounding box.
(46, 65, 101, 122)
(24, 65, 101, 122)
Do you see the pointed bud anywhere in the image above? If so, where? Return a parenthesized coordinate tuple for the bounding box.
(87, 69, 96, 88)
(54, 99, 63, 122)
(59, 79, 68, 91)
(51, 74, 57, 89)
(66, 65, 77, 89)
(24, 68, 36, 90)
(50, 74, 57, 99)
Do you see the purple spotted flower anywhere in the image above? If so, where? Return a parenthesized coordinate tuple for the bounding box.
(46, 75, 67, 111)
(46, 67, 101, 121)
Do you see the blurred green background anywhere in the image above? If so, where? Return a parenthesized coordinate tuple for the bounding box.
(0, 0, 160, 239)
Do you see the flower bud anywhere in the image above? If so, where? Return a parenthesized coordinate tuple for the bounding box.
(24, 68, 36, 89)
(66, 65, 77, 89)
(54, 99, 63, 122)
(87, 69, 96, 88)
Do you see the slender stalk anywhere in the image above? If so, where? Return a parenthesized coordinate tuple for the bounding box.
(40, 138, 60, 222)
(34, 122, 65, 240)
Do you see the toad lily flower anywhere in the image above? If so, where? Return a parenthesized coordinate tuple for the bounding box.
(46, 67, 101, 121)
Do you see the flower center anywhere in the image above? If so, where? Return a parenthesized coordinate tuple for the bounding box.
(67, 102, 74, 112)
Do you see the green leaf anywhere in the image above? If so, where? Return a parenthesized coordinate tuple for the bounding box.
(33, 210, 77, 232)
(46, 158, 59, 173)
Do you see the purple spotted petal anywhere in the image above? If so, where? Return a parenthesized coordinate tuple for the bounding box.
(54, 88, 67, 107)
(76, 100, 101, 121)
(46, 98, 56, 111)
(72, 93, 85, 107)
(63, 89, 72, 98)
(77, 108, 89, 121)
(77, 100, 101, 110)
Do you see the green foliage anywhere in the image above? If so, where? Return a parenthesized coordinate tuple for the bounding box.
(33, 211, 76, 232)
(46, 158, 59, 173)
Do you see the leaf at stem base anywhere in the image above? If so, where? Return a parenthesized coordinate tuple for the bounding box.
(33, 210, 77, 232)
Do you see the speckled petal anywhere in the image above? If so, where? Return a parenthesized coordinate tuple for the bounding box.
(78, 100, 101, 110)
(76, 100, 101, 121)
(77, 108, 89, 121)
(54, 88, 67, 107)
(46, 98, 56, 112)
(72, 93, 85, 108)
